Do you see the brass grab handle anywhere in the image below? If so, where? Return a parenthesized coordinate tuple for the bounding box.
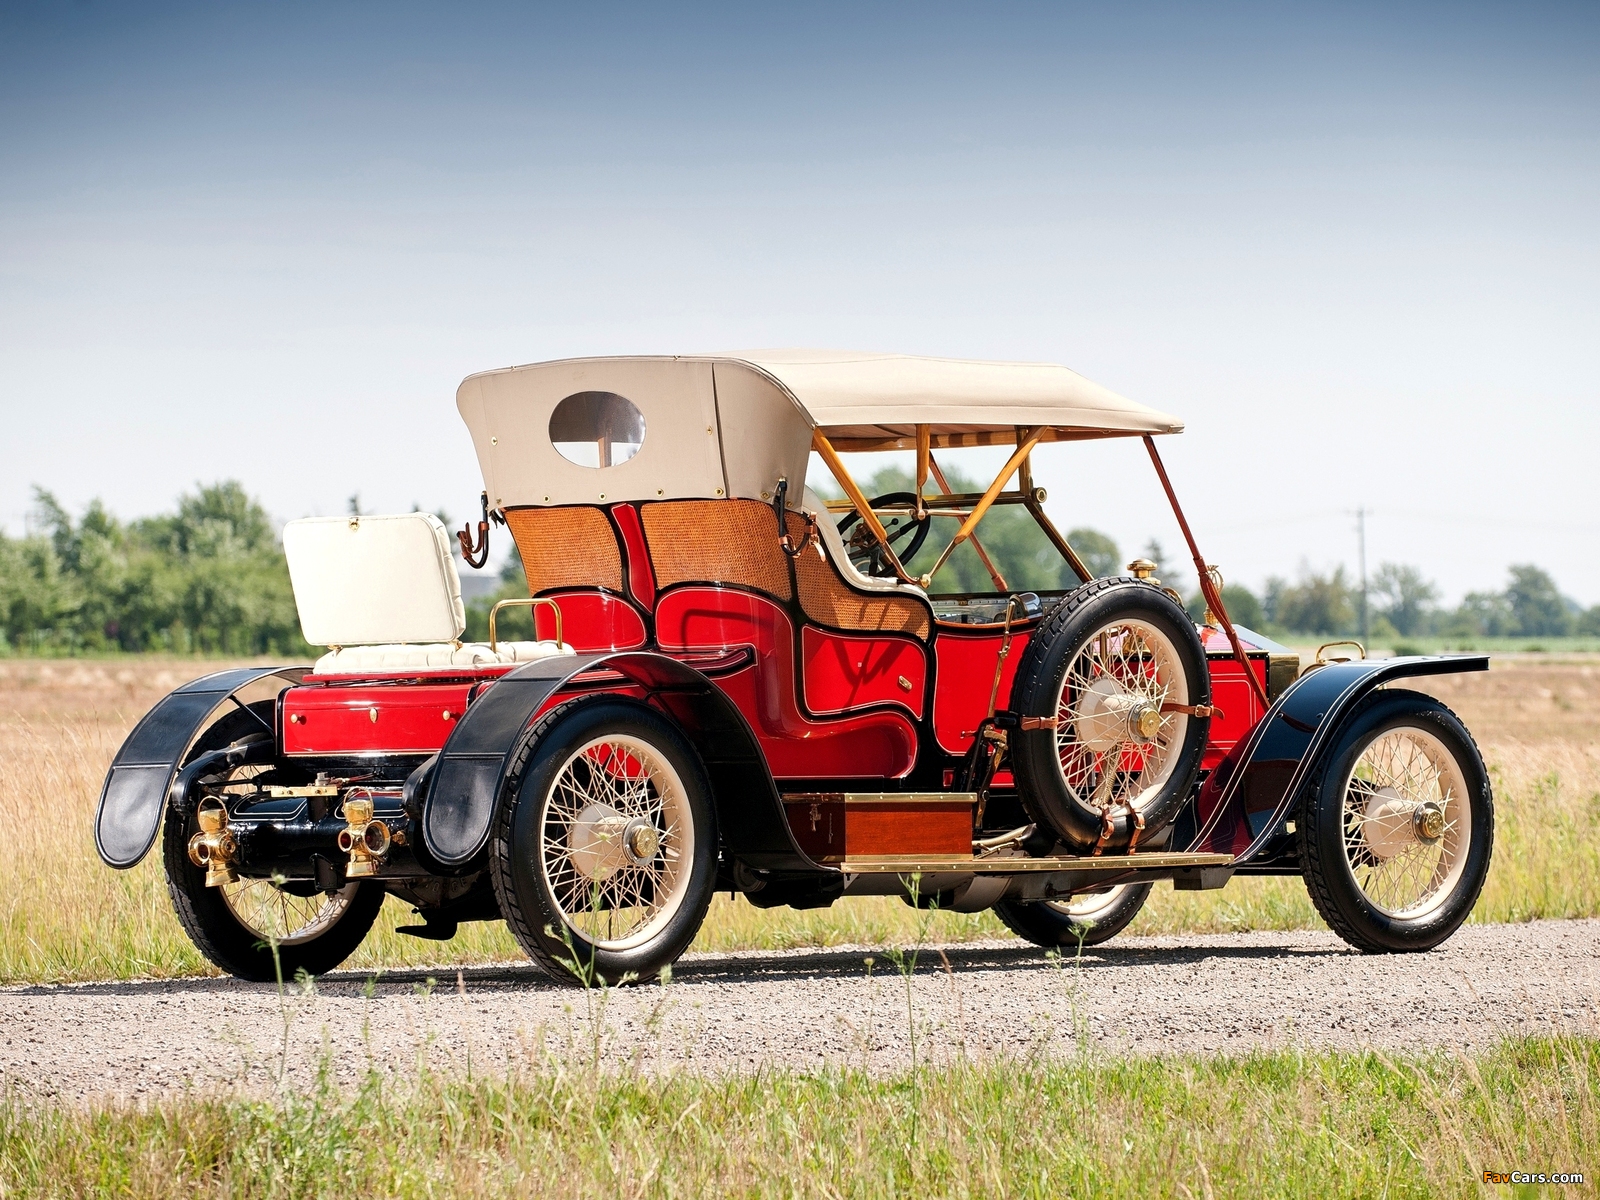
(488, 597, 563, 652)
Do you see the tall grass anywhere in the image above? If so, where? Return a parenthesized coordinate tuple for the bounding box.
(2, 1038, 1595, 1197)
(2, 659, 1597, 983)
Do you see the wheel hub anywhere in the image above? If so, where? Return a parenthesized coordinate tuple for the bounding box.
(1361, 787, 1421, 860)
(569, 803, 629, 881)
(622, 818, 660, 865)
(1413, 800, 1446, 843)
(1075, 678, 1162, 751)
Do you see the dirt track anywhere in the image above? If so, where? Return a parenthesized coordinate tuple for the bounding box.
(4, 919, 1597, 1103)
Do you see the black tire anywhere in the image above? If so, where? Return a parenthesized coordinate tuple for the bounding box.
(1298, 688, 1493, 953)
(994, 883, 1153, 948)
(161, 703, 384, 982)
(163, 810, 386, 982)
(490, 696, 718, 986)
(1010, 578, 1209, 851)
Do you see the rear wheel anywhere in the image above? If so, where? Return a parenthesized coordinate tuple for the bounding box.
(163, 808, 386, 982)
(995, 883, 1153, 948)
(1298, 689, 1493, 952)
(490, 697, 718, 986)
(162, 708, 385, 981)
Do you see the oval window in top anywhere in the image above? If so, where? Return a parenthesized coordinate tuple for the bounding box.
(548, 391, 646, 469)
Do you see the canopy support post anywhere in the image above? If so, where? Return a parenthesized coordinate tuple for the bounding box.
(914, 424, 930, 520)
(811, 430, 916, 584)
(1143, 435, 1269, 711)
(918, 427, 1044, 586)
(929, 454, 1008, 592)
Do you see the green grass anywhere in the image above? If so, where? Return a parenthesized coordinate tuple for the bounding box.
(3, 1038, 1594, 1197)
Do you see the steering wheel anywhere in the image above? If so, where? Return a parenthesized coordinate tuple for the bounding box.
(835, 492, 932, 579)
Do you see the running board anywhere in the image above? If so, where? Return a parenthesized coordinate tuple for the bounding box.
(836, 851, 1235, 875)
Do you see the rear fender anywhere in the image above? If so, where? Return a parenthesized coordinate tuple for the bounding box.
(95, 666, 306, 868)
(420, 651, 822, 872)
(1191, 655, 1489, 865)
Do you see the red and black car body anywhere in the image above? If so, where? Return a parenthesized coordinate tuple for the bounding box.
(95, 352, 1494, 983)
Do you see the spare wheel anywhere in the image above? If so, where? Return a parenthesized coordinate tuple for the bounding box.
(1009, 578, 1210, 853)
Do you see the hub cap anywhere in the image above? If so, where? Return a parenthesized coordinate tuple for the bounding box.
(1340, 725, 1471, 918)
(538, 735, 692, 951)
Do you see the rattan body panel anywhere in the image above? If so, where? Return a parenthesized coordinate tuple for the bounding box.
(505, 506, 624, 595)
(641, 501, 793, 602)
(788, 513, 932, 640)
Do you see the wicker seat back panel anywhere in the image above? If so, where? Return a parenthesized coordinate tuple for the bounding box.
(505, 507, 624, 595)
(788, 513, 932, 640)
(641, 501, 793, 602)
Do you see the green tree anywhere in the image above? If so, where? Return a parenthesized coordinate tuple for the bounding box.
(1371, 563, 1439, 637)
(1276, 566, 1354, 636)
(1066, 528, 1120, 578)
(1505, 564, 1573, 637)
(1187, 583, 1264, 630)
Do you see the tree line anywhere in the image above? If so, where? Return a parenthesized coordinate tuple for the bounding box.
(1, 479, 1595, 654)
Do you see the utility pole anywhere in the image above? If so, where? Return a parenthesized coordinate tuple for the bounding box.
(1356, 506, 1368, 644)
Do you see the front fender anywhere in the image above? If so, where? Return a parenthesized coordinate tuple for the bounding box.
(420, 651, 822, 872)
(95, 666, 306, 869)
(1190, 654, 1489, 865)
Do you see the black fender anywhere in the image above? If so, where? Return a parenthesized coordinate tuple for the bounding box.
(420, 650, 823, 873)
(94, 666, 306, 869)
(1191, 654, 1489, 866)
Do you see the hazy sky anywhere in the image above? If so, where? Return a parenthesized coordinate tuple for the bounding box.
(2, 2, 1595, 603)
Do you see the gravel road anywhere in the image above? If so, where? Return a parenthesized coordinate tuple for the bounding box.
(5, 919, 1596, 1104)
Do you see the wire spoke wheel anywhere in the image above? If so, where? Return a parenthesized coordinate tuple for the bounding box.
(1338, 725, 1471, 919)
(1011, 579, 1208, 852)
(994, 882, 1153, 948)
(1053, 618, 1189, 820)
(160, 704, 386, 981)
(537, 734, 693, 952)
(1298, 689, 1492, 953)
(221, 878, 359, 945)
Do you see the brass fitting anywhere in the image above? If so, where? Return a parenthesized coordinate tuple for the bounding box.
(337, 794, 391, 878)
(187, 796, 239, 887)
(1127, 558, 1158, 582)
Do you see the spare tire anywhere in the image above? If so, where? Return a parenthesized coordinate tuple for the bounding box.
(1010, 578, 1209, 853)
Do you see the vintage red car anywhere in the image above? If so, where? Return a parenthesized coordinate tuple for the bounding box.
(95, 351, 1493, 985)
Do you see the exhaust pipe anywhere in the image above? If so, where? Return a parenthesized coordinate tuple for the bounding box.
(337, 793, 392, 878)
(187, 796, 239, 887)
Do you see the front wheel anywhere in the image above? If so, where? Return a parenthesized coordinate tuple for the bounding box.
(1298, 689, 1493, 953)
(490, 697, 719, 986)
(994, 883, 1153, 948)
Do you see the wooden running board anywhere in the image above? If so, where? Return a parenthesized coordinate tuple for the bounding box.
(835, 851, 1235, 875)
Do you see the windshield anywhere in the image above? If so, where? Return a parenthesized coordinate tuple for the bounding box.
(821, 456, 1114, 611)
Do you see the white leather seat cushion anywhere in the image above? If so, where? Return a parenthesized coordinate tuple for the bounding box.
(802, 486, 929, 599)
(284, 513, 467, 646)
(312, 640, 573, 674)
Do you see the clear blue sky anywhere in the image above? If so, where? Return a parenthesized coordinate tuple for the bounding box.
(2, 2, 1595, 603)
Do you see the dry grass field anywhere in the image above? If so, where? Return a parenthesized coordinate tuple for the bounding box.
(1, 654, 1597, 984)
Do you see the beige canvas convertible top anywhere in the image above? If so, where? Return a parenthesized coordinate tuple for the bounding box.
(456, 351, 1180, 510)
